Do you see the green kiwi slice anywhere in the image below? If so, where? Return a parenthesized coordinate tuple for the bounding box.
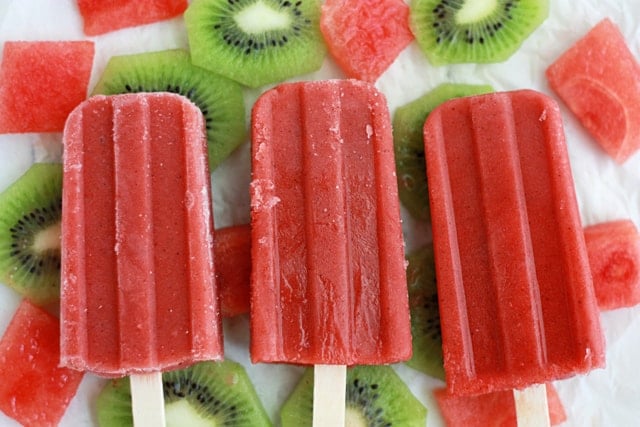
(92, 49, 246, 170)
(393, 83, 493, 221)
(405, 243, 445, 380)
(96, 360, 272, 427)
(184, 0, 327, 88)
(0, 163, 62, 305)
(409, 0, 549, 65)
(280, 366, 427, 426)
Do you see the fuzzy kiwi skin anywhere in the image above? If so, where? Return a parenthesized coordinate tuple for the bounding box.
(393, 83, 493, 222)
(409, 0, 549, 65)
(92, 49, 246, 170)
(281, 366, 427, 426)
(184, 0, 327, 88)
(96, 360, 272, 427)
(405, 243, 445, 380)
(0, 163, 63, 305)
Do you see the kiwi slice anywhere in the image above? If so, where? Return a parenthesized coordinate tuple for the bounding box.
(96, 360, 272, 427)
(184, 0, 327, 88)
(409, 0, 549, 65)
(405, 243, 445, 380)
(393, 83, 493, 221)
(0, 163, 62, 305)
(281, 366, 427, 426)
(92, 49, 246, 170)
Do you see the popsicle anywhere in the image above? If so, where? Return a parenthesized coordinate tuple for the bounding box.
(424, 90, 605, 423)
(250, 79, 411, 425)
(60, 92, 222, 425)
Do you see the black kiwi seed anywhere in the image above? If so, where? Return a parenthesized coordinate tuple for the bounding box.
(0, 163, 63, 305)
(280, 366, 427, 426)
(392, 83, 494, 222)
(184, 0, 327, 88)
(211, 1, 306, 54)
(405, 243, 446, 380)
(92, 49, 246, 170)
(410, 0, 549, 65)
(346, 377, 389, 426)
(96, 360, 271, 427)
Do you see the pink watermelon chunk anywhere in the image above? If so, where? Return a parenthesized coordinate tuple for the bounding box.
(320, 0, 414, 82)
(0, 300, 84, 426)
(0, 41, 94, 134)
(76, 0, 188, 36)
(546, 19, 640, 163)
(215, 224, 251, 318)
(434, 383, 567, 427)
(584, 219, 640, 311)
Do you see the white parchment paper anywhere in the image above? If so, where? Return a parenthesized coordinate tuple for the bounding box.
(0, 1, 639, 426)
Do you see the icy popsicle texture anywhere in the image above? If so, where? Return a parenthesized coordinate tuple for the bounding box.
(250, 79, 411, 365)
(424, 90, 605, 395)
(60, 92, 222, 376)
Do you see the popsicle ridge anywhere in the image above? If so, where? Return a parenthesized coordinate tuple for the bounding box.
(299, 82, 351, 361)
(112, 95, 158, 370)
(369, 88, 412, 361)
(469, 94, 547, 373)
(181, 98, 221, 355)
(61, 93, 222, 376)
(425, 90, 605, 395)
(250, 80, 411, 365)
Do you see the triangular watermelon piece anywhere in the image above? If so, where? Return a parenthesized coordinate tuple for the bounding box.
(546, 19, 640, 163)
(584, 219, 640, 311)
(434, 383, 567, 427)
(0, 300, 84, 426)
(320, 0, 414, 82)
(76, 0, 188, 35)
(0, 41, 94, 134)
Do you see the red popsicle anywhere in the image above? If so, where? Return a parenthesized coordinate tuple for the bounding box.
(250, 79, 411, 425)
(61, 92, 222, 424)
(424, 89, 605, 422)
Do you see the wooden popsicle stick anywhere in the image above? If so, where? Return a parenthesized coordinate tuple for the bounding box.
(513, 384, 550, 427)
(130, 372, 166, 427)
(313, 364, 347, 427)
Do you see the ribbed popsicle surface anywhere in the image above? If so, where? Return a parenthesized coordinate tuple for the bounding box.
(61, 93, 222, 376)
(424, 90, 605, 395)
(250, 80, 411, 365)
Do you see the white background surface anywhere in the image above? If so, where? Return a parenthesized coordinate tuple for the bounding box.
(0, 0, 639, 426)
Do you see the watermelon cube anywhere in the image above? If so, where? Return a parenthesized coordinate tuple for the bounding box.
(0, 41, 94, 134)
(214, 224, 251, 318)
(546, 19, 640, 163)
(76, 0, 188, 36)
(434, 383, 567, 427)
(0, 300, 84, 426)
(584, 219, 640, 311)
(320, 0, 414, 82)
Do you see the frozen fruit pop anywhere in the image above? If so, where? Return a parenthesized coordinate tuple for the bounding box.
(61, 92, 222, 424)
(424, 90, 605, 398)
(250, 79, 410, 365)
(250, 79, 411, 425)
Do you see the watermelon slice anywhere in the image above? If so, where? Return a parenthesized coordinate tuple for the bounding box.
(76, 0, 188, 36)
(546, 19, 640, 163)
(0, 41, 94, 134)
(584, 219, 640, 311)
(0, 300, 84, 426)
(434, 383, 566, 427)
(320, 0, 414, 82)
(215, 224, 251, 317)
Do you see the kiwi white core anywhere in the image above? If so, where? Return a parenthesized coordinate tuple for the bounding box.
(345, 406, 368, 427)
(234, 1, 291, 35)
(455, 0, 498, 25)
(33, 221, 61, 252)
(165, 400, 212, 427)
